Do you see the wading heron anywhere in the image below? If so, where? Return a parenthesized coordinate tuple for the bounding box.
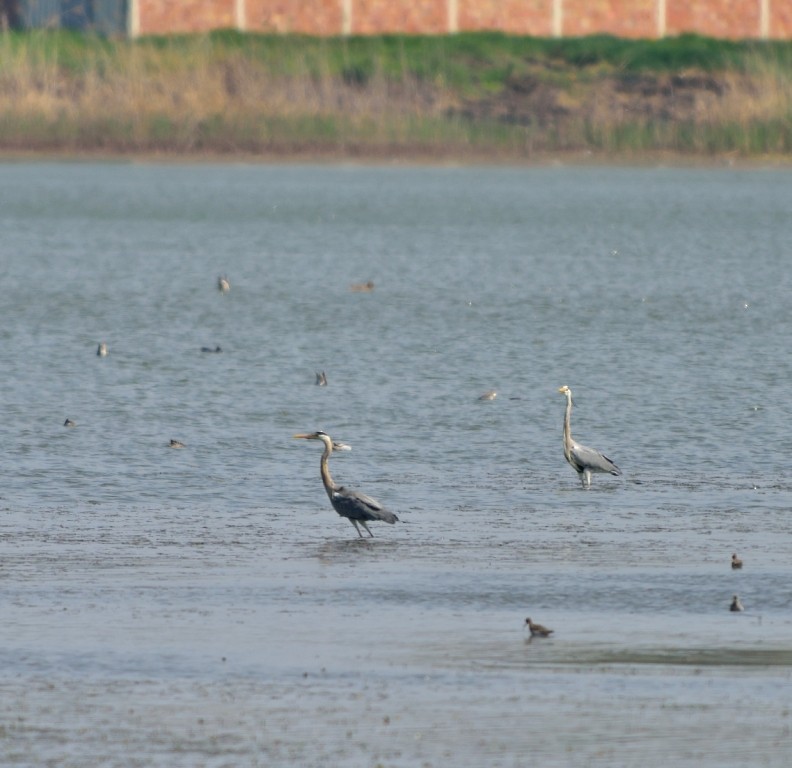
(558, 385, 621, 489)
(293, 430, 398, 537)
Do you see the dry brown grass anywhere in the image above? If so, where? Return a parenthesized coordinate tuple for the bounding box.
(0, 31, 790, 157)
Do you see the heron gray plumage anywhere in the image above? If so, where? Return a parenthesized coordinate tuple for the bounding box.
(558, 385, 621, 489)
(293, 430, 398, 537)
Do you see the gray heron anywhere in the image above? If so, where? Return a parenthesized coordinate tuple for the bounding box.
(525, 617, 554, 637)
(558, 385, 621, 489)
(293, 430, 398, 537)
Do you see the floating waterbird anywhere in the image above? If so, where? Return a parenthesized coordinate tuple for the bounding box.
(478, 390, 497, 401)
(169, 439, 186, 449)
(64, 418, 77, 427)
(201, 345, 222, 353)
(293, 430, 398, 538)
(96, 342, 108, 357)
(525, 618, 554, 637)
(315, 371, 327, 386)
(349, 280, 375, 292)
(731, 553, 743, 569)
(558, 385, 621, 489)
(218, 275, 230, 293)
(730, 595, 744, 612)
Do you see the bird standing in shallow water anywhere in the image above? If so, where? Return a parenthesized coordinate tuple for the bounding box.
(293, 430, 398, 538)
(730, 595, 744, 612)
(558, 385, 621, 489)
(525, 617, 554, 637)
(731, 553, 743, 569)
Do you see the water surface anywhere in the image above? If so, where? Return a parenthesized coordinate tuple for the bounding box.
(1, 162, 791, 767)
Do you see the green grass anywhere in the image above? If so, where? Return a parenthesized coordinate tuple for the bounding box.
(0, 29, 791, 157)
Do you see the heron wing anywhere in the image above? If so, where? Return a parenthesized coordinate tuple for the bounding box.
(332, 486, 399, 524)
(569, 441, 621, 476)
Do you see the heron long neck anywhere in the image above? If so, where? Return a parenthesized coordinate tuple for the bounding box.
(318, 438, 338, 498)
(563, 393, 574, 453)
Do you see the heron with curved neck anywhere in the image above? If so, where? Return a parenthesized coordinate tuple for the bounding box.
(293, 430, 398, 537)
(558, 385, 621, 489)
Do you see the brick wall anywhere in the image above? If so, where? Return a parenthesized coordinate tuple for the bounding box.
(131, 0, 792, 39)
(457, 0, 555, 36)
(666, 0, 761, 39)
(137, 0, 236, 35)
(245, 0, 343, 35)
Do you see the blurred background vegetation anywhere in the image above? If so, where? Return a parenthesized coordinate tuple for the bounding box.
(1, 30, 791, 158)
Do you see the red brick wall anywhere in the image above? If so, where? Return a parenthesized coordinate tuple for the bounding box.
(771, 0, 792, 39)
(666, 0, 760, 39)
(349, 0, 447, 35)
(458, 0, 555, 36)
(134, 1, 791, 40)
(138, 0, 236, 35)
(563, 0, 657, 38)
(246, 0, 343, 35)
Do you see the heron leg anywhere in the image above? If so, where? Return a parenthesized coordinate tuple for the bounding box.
(582, 469, 592, 489)
(359, 520, 374, 537)
(350, 520, 364, 538)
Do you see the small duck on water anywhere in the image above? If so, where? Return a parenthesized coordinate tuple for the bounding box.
(731, 553, 743, 569)
(525, 617, 554, 637)
(169, 439, 186, 449)
(478, 390, 497, 401)
(730, 595, 744, 612)
(64, 418, 77, 427)
(315, 371, 327, 386)
(218, 275, 230, 293)
(97, 342, 108, 357)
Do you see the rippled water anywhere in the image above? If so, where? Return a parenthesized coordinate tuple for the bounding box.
(1, 162, 791, 766)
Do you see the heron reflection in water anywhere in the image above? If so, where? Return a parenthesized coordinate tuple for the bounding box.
(293, 430, 398, 538)
(558, 385, 621, 489)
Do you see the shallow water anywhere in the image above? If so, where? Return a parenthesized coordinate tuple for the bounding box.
(1, 162, 791, 766)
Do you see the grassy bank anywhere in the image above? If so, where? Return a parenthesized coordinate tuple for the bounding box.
(1, 30, 791, 159)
